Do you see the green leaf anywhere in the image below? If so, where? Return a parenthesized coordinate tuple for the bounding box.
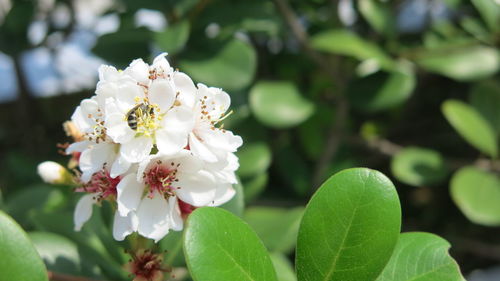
(296, 168, 401, 281)
(0, 211, 48, 281)
(220, 180, 245, 217)
(358, 0, 395, 36)
(159, 230, 185, 267)
(184, 207, 278, 281)
(391, 147, 449, 187)
(243, 172, 269, 202)
(6, 184, 65, 228)
(376, 232, 465, 281)
(450, 166, 500, 226)
(29, 232, 81, 275)
(471, 0, 500, 31)
(154, 20, 190, 55)
(245, 207, 304, 254)
(311, 29, 394, 70)
(348, 67, 416, 112)
(442, 99, 497, 157)
(237, 142, 272, 179)
(249, 81, 315, 129)
(31, 209, 126, 280)
(270, 253, 297, 281)
(180, 39, 256, 91)
(470, 80, 500, 135)
(92, 27, 152, 68)
(415, 45, 500, 81)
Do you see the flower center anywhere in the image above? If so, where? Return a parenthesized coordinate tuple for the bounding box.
(86, 109, 107, 143)
(143, 161, 179, 198)
(125, 249, 168, 281)
(127, 99, 162, 138)
(76, 170, 120, 201)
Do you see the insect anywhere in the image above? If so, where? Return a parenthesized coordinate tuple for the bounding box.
(126, 103, 155, 130)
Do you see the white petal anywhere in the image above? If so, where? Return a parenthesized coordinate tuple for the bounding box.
(149, 80, 175, 111)
(113, 211, 138, 241)
(174, 170, 217, 206)
(79, 143, 115, 182)
(173, 72, 196, 108)
(168, 197, 183, 231)
(189, 133, 217, 163)
(125, 58, 150, 84)
(137, 193, 171, 242)
(66, 140, 90, 154)
(74, 194, 95, 231)
(152, 52, 171, 72)
(120, 136, 153, 163)
(163, 106, 195, 131)
(117, 174, 145, 216)
(106, 113, 135, 143)
(116, 82, 145, 113)
(210, 183, 236, 206)
(155, 129, 188, 156)
(204, 129, 243, 153)
(110, 154, 132, 178)
(98, 65, 120, 82)
(175, 152, 203, 174)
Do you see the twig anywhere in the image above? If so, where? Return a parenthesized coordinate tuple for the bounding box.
(273, 0, 339, 82)
(311, 99, 349, 188)
(273, 0, 351, 190)
(48, 271, 103, 281)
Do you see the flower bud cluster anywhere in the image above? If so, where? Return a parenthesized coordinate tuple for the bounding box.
(52, 53, 242, 242)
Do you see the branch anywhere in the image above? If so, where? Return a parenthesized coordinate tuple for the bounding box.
(48, 272, 103, 281)
(273, 0, 339, 82)
(273, 0, 351, 190)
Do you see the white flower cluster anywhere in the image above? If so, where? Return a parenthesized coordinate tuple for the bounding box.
(66, 53, 242, 242)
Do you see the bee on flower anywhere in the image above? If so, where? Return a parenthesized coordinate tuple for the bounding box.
(38, 53, 243, 243)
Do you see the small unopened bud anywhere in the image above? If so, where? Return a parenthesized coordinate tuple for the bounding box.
(37, 161, 72, 184)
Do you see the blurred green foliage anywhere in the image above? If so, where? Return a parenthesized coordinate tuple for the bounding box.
(1, 0, 500, 280)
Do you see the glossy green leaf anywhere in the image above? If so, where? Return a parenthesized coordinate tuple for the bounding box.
(249, 81, 315, 129)
(391, 147, 448, 187)
(358, 0, 395, 36)
(237, 142, 272, 179)
(416, 45, 500, 81)
(31, 209, 126, 279)
(450, 166, 500, 226)
(348, 68, 416, 112)
(220, 180, 245, 217)
(29, 232, 81, 275)
(296, 168, 401, 281)
(376, 232, 465, 281)
(92, 27, 152, 68)
(0, 211, 48, 281)
(270, 253, 297, 281)
(470, 80, 500, 135)
(159, 230, 185, 267)
(154, 20, 190, 55)
(184, 207, 278, 281)
(243, 172, 269, 202)
(471, 0, 500, 31)
(245, 207, 304, 254)
(311, 29, 394, 70)
(442, 99, 497, 157)
(180, 39, 256, 91)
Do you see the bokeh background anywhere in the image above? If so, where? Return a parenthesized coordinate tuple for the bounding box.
(1, 0, 500, 280)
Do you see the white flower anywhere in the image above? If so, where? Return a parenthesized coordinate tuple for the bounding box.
(37, 161, 71, 184)
(188, 84, 243, 163)
(72, 167, 137, 241)
(100, 54, 197, 164)
(115, 151, 229, 242)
